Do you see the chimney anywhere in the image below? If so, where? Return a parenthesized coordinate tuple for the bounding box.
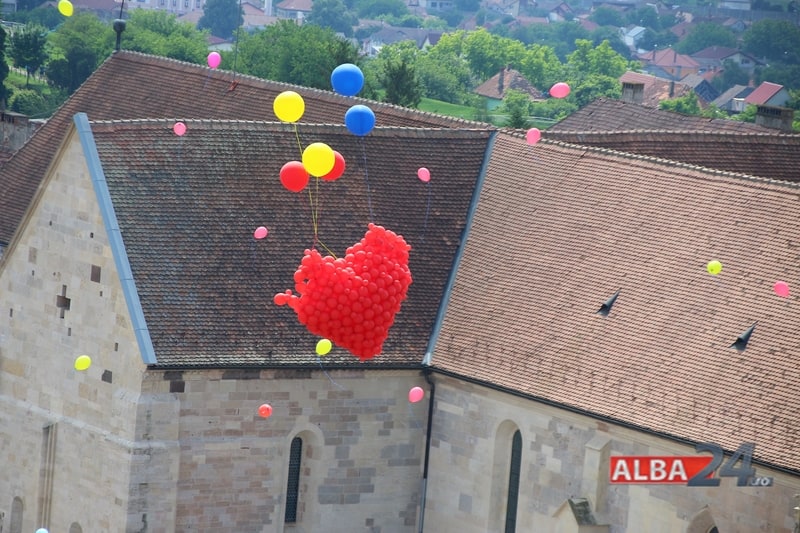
(621, 82, 644, 104)
(669, 80, 675, 97)
(755, 105, 795, 132)
(498, 68, 505, 96)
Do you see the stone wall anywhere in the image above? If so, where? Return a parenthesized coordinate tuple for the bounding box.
(423, 374, 800, 533)
(138, 368, 429, 533)
(0, 129, 147, 532)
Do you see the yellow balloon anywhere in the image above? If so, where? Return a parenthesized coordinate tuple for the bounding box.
(74, 355, 91, 371)
(316, 338, 332, 356)
(302, 142, 335, 177)
(706, 260, 722, 276)
(273, 91, 304, 123)
(58, 0, 74, 16)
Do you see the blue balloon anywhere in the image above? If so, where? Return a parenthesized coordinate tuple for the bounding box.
(345, 105, 375, 136)
(331, 63, 364, 97)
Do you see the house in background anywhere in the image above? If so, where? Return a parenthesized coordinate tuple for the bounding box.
(474, 67, 544, 110)
(744, 81, 791, 108)
(636, 48, 701, 80)
(691, 45, 760, 74)
(679, 72, 720, 105)
(274, 0, 311, 21)
(620, 24, 646, 50)
(361, 26, 442, 57)
(618, 70, 692, 107)
(711, 83, 753, 113)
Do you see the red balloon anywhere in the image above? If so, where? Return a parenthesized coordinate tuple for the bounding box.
(320, 151, 346, 181)
(549, 82, 571, 99)
(280, 161, 310, 192)
(276, 224, 412, 360)
(258, 404, 273, 418)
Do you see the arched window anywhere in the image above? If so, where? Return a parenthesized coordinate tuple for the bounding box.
(285, 437, 303, 523)
(69, 522, 83, 533)
(505, 430, 522, 533)
(10, 497, 23, 533)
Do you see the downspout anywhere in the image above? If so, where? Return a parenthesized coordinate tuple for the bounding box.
(417, 369, 435, 533)
(418, 130, 496, 532)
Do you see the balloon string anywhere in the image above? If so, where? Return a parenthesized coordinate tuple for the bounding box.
(317, 357, 346, 390)
(420, 181, 431, 244)
(359, 137, 374, 222)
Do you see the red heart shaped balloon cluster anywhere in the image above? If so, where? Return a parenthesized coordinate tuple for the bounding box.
(274, 224, 412, 360)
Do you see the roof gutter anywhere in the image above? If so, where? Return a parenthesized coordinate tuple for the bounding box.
(428, 366, 800, 479)
(423, 130, 497, 366)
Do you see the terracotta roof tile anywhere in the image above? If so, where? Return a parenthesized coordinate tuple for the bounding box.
(430, 131, 800, 474)
(619, 71, 693, 108)
(550, 97, 773, 133)
(0, 51, 486, 246)
(474, 68, 544, 101)
(545, 130, 800, 183)
(87, 119, 492, 367)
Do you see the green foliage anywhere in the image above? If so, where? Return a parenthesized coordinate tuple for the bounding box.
(381, 55, 422, 107)
(590, 6, 624, 27)
(3, 7, 64, 30)
(198, 0, 243, 39)
(529, 97, 578, 121)
(743, 19, 800, 63)
(518, 43, 562, 89)
(589, 27, 630, 59)
(355, 0, 408, 18)
(570, 73, 621, 107)
(122, 9, 209, 64)
(637, 28, 678, 51)
(500, 88, 531, 128)
(755, 63, 800, 90)
(0, 23, 8, 107)
(237, 21, 359, 89)
(47, 12, 114, 94)
(566, 39, 627, 79)
(673, 22, 736, 55)
(659, 91, 701, 115)
(464, 28, 526, 80)
(624, 6, 660, 29)
(732, 103, 758, 123)
(307, 0, 359, 36)
(8, 88, 45, 115)
(9, 24, 48, 87)
(711, 59, 749, 93)
(416, 48, 473, 103)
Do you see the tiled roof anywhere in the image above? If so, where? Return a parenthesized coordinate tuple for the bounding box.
(0, 51, 483, 246)
(275, 0, 311, 10)
(549, 98, 773, 133)
(691, 45, 738, 60)
(430, 131, 800, 474)
(637, 48, 700, 69)
(474, 68, 544, 100)
(619, 71, 692, 107)
(744, 81, 784, 105)
(87, 119, 492, 367)
(544, 130, 800, 183)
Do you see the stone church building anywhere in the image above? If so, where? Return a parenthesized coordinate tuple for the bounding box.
(1, 52, 799, 533)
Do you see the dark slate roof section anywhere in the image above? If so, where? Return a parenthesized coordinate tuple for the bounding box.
(430, 131, 800, 474)
(544, 130, 800, 183)
(86, 119, 492, 367)
(0, 50, 489, 247)
(549, 97, 774, 133)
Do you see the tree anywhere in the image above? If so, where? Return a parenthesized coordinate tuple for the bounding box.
(742, 19, 800, 63)
(673, 22, 736, 55)
(382, 56, 422, 107)
(238, 21, 359, 89)
(47, 13, 114, 94)
(9, 25, 50, 87)
(570, 73, 621, 107)
(9, 88, 46, 115)
(711, 59, 749, 93)
(590, 6, 624, 27)
(566, 39, 628, 79)
(659, 91, 701, 115)
(198, 0, 243, 39)
(464, 28, 526, 80)
(0, 19, 8, 109)
(123, 9, 209, 63)
(307, 0, 359, 36)
(355, 0, 408, 18)
(500, 89, 531, 128)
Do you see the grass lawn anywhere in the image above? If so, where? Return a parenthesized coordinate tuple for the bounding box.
(418, 97, 478, 120)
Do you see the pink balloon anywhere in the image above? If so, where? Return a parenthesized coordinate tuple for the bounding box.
(408, 386, 424, 403)
(207, 51, 221, 69)
(549, 82, 571, 99)
(773, 280, 790, 298)
(173, 121, 186, 136)
(417, 167, 430, 183)
(526, 127, 541, 145)
(254, 226, 268, 240)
